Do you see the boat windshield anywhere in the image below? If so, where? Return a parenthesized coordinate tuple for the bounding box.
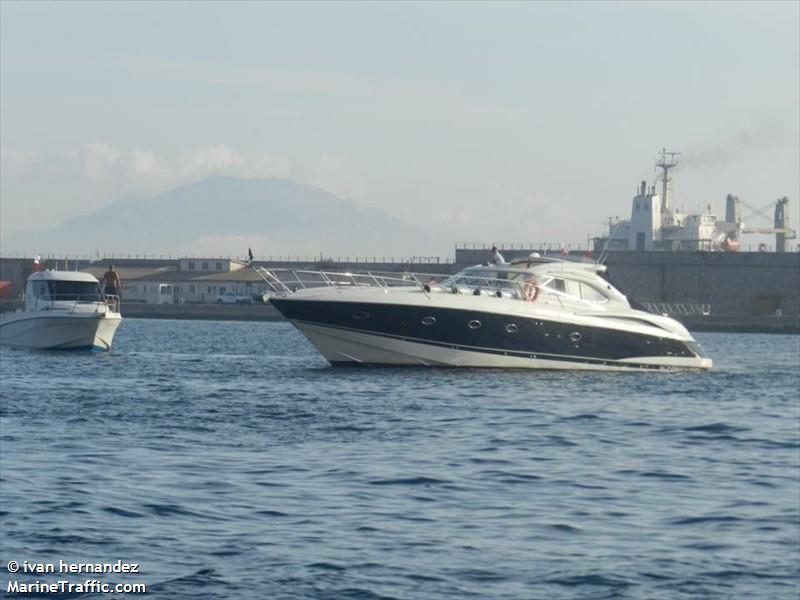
(31, 280, 103, 302)
(440, 267, 525, 291)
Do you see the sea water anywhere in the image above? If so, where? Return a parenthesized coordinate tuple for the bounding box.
(1, 320, 798, 599)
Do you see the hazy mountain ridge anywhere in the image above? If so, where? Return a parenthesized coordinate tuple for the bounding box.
(5, 177, 440, 257)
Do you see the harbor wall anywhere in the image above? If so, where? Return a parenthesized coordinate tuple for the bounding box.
(601, 251, 800, 319)
(2, 252, 799, 331)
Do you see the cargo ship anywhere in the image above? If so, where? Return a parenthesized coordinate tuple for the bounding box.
(593, 149, 795, 254)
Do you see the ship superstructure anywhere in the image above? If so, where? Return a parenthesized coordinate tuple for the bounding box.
(598, 149, 795, 253)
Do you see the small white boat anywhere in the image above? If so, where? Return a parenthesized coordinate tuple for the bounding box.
(0, 270, 122, 352)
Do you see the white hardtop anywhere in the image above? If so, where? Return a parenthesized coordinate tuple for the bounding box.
(449, 258, 628, 307)
(458, 257, 606, 278)
(28, 270, 100, 283)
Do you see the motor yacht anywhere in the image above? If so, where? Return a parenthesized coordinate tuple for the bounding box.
(0, 270, 122, 351)
(257, 256, 712, 371)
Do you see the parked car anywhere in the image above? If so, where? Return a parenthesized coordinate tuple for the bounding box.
(216, 292, 252, 305)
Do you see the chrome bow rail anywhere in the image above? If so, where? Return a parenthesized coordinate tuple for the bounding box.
(249, 266, 548, 303)
(251, 267, 442, 298)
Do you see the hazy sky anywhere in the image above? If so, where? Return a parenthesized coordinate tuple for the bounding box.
(1, 1, 798, 256)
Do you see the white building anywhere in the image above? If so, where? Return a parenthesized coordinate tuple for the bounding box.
(83, 259, 271, 304)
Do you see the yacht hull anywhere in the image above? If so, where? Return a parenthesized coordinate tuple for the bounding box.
(272, 297, 711, 371)
(0, 313, 122, 351)
(293, 321, 706, 370)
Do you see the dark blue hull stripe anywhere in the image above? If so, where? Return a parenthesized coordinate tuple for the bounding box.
(272, 298, 696, 366)
(294, 320, 680, 370)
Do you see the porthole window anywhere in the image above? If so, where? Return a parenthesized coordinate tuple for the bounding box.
(352, 311, 370, 320)
(569, 332, 582, 342)
(421, 316, 437, 326)
(467, 320, 481, 329)
(505, 323, 518, 333)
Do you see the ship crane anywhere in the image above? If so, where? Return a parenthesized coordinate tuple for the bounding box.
(737, 197, 796, 252)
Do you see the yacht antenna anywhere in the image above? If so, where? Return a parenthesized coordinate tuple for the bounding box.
(30, 193, 38, 259)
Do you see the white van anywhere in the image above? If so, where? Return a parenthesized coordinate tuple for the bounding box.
(146, 283, 176, 304)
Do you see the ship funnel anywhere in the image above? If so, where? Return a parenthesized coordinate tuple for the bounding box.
(725, 194, 741, 225)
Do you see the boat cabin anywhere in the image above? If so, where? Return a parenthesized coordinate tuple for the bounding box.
(440, 259, 629, 308)
(25, 271, 103, 310)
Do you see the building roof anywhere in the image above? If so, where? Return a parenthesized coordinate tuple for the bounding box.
(83, 266, 179, 281)
(190, 269, 267, 282)
(30, 270, 99, 282)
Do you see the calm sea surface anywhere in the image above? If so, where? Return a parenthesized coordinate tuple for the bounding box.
(1, 320, 798, 599)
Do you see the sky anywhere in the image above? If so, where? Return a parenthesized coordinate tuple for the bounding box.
(1, 0, 798, 257)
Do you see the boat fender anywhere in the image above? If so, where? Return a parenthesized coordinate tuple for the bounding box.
(451, 286, 459, 294)
(523, 280, 539, 302)
(495, 290, 502, 298)
(473, 287, 481, 296)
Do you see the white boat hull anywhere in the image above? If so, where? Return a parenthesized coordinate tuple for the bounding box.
(0, 312, 122, 351)
(293, 321, 712, 371)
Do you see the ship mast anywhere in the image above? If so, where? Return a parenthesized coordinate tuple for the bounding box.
(655, 148, 680, 214)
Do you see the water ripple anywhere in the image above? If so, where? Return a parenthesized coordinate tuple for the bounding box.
(1, 323, 798, 599)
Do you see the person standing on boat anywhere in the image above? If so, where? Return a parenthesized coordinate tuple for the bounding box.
(490, 245, 506, 265)
(101, 265, 122, 298)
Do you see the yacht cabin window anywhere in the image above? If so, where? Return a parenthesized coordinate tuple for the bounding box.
(545, 278, 607, 303)
(30, 281, 51, 300)
(579, 283, 607, 303)
(29, 280, 102, 302)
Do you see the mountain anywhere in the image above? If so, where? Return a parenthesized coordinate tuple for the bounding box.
(6, 177, 442, 258)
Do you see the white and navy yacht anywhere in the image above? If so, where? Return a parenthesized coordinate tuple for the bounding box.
(258, 256, 711, 371)
(0, 270, 122, 352)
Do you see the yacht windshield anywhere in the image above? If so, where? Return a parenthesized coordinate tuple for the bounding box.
(441, 268, 521, 290)
(33, 280, 102, 302)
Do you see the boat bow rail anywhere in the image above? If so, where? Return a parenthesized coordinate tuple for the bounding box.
(250, 267, 441, 297)
(250, 264, 594, 307)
